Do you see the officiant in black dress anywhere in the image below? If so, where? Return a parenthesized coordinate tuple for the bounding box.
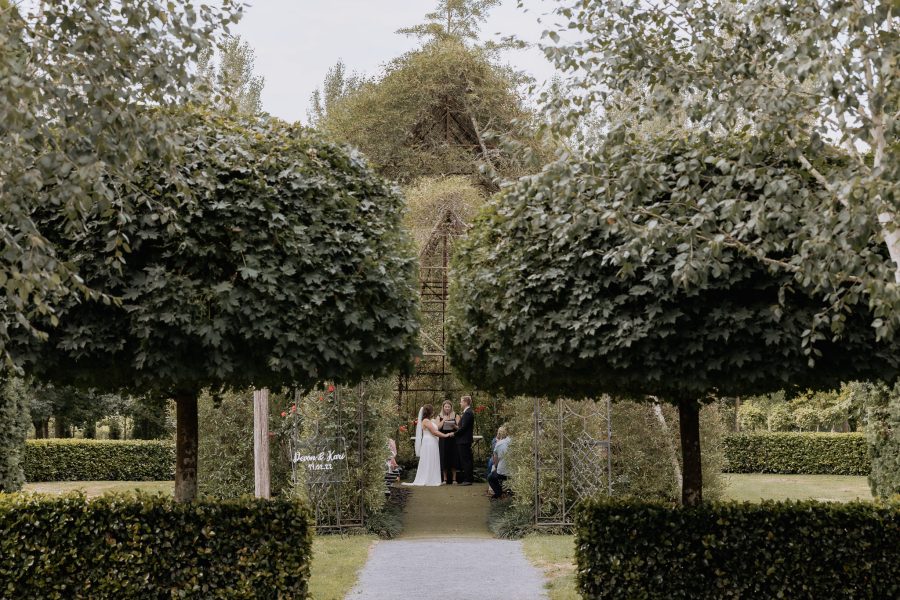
(437, 400, 459, 484)
(455, 396, 475, 485)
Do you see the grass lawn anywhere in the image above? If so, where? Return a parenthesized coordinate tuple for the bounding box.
(309, 535, 376, 600)
(22, 481, 174, 497)
(522, 534, 579, 600)
(722, 473, 872, 503)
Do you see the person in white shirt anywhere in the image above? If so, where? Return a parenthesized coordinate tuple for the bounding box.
(488, 426, 511, 499)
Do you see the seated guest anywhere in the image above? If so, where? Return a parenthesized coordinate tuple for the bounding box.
(488, 426, 511, 500)
(485, 434, 497, 495)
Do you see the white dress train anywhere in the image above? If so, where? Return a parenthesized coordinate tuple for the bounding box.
(406, 420, 442, 486)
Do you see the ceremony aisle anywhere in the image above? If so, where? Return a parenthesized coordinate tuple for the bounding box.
(347, 484, 548, 599)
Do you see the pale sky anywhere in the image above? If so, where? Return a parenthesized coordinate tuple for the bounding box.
(231, 0, 560, 123)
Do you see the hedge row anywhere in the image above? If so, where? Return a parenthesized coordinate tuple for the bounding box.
(576, 499, 899, 599)
(723, 432, 869, 475)
(0, 494, 312, 599)
(24, 439, 175, 482)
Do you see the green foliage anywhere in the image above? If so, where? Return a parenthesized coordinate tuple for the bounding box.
(23, 439, 175, 482)
(0, 0, 240, 357)
(397, 0, 502, 43)
(307, 60, 366, 126)
(867, 384, 900, 498)
(575, 499, 900, 599)
(0, 493, 312, 599)
(739, 384, 869, 433)
(535, 0, 900, 339)
(15, 110, 420, 396)
(738, 404, 767, 432)
(766, 404, 794, 432)
(447, 139, 900, 401)
(404, 176, 486, 250)
(197, 34, 265, 115)
(197, 389, 291, 499)
(318, 39, 545, 184)
(723, 433, 869, 476)
(0, 378, 29, 491)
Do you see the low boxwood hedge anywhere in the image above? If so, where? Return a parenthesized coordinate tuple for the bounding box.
(723, 432, 869, 475)
(576, 499, 899, 599)
(24, 439, 175, 482)
(0, 494, 312, 598)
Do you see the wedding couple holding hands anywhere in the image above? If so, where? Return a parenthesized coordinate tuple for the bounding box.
(406, 395, 475, 486)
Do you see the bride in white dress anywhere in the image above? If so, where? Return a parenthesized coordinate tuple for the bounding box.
(405, 404, 454, 486)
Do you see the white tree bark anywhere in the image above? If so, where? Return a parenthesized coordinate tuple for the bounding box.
(878, 212, 900, 283)
(652, 399, 683, 495)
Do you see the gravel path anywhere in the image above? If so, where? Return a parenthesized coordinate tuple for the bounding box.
(346, 538, 548, 599)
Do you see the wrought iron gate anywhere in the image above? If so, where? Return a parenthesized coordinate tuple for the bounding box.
(533, 397, 612, 526)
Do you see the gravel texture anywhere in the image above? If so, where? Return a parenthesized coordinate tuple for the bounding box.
(346, 538, 548, 599)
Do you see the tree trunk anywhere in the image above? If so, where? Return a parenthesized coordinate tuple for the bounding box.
(734, 397, 741, 432)
(32, 420, 47, 439)
(53, 416, 70, 438)
(677, 398, 703, 506)
(652, 401, 682, 498)
(174, 391, 199, 503)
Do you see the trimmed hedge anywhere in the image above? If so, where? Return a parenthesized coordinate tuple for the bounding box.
(723, 432, 869, 475)
(0, 494, 312, 599)
(24, 439, 175, 482)
(576, 499, 900, 599)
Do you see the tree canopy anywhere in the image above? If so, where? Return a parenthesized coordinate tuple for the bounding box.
(447, 135, 900, 504)
(196, 35, 266, 115)
(0, 0, 241, 361)
(316, 38, 545, 185)
(397, 0, 502, 43)
(533, 0, 900, 341)
(13, 110, 421, 499)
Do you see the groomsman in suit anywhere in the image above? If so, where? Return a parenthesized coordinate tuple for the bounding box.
(455, 395, 475, 486)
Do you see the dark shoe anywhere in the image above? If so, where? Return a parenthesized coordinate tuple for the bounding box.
(460, 482, 472, 486)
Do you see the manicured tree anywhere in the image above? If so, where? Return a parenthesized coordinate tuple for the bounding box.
(447, 136, 900, 505)
(530, 0, 900, 338)
(0, 0, 240, 359)
(0, 377, 30, 491)
(14, 110, 420, 501)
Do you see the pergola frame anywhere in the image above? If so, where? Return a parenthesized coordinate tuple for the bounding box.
(397, 207, 471, 417)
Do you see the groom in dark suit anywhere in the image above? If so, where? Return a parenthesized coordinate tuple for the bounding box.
(455, 395, 475, 486)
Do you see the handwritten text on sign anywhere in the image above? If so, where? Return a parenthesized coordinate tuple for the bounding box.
(293, 449, 347, 471)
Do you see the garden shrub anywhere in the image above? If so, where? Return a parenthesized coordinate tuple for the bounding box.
(738, 403, 767, 431)
(575, 499, 899, 599)
(723, 432, 868, 475)
(0, 378, 30, 492)
(0, 493, 312, 599)
(198, 389, 292, 499)
(24, 439, 174, 482)
(867, 388, 900, 498)
(767, 403, 794, 431)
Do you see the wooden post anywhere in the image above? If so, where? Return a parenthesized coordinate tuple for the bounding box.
(253, 388, 271, 499)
